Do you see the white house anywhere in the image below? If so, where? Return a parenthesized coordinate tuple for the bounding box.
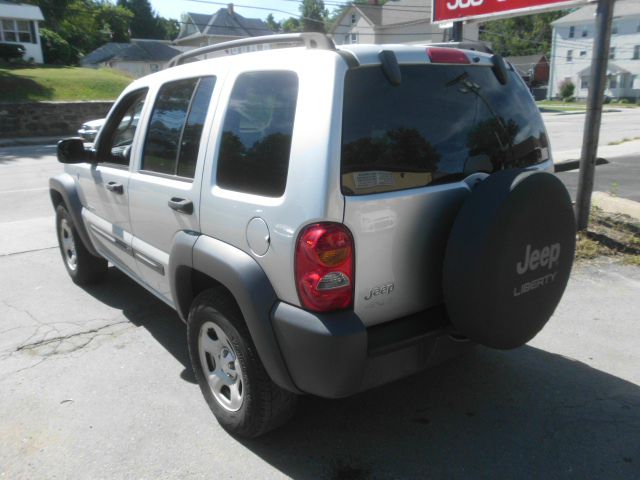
(329, 0, 479, 46)
(548, 0, 640, 100)
(0, 0, 44, 63)
(174, 4, 272, 48)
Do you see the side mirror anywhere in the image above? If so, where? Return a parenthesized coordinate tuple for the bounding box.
(57, 138, 95, 164)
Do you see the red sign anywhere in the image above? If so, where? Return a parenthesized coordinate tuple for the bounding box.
(432, 0, 589, 23)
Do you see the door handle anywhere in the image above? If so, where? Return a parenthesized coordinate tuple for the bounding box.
(105, 181, 124, 194)
(168, 197, 193, 215)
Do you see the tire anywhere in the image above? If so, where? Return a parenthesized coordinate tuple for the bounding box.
(55, 204, 108, 285)
(187, 288, 297, 438)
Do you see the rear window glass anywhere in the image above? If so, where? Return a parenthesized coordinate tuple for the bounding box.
(341, 65, 549, 195)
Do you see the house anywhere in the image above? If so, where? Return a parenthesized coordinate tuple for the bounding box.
(174, 4, 272, 48)
(329, 0, 479, 46)
(505, 54, 550, 86)
(80, 39, 182, 78)
(0, 1, 44, 63)
(548, 0, 640, 100)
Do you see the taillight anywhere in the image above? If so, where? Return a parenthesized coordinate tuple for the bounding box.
(427, 47, 470, 64)
(295, 223, 354, 312)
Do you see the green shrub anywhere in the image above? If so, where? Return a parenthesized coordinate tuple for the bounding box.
(40, 28, 79, 65)
(0, 43, 25, 62)
(558, 79, 575, 101)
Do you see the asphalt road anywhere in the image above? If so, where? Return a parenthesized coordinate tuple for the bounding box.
(1, 135, 639, 478)
(556, 154, 640, 203)
(542, 108, 640, 156)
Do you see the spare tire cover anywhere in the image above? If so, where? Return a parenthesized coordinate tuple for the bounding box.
(443, 169, 576, 349)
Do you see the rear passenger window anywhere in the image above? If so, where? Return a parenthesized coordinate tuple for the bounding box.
(216, 71, 298, 197)
(142, 76, 215, 178)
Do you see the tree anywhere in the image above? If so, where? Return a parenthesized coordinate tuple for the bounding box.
(265, 13, 280, 33)
(300, 0, 327, 33)
(117, 0, 158, 38)
(96, 4, 134, 42)
(39, 27, 78, 64)
(480, 11, 567, 57)
(281, 17, 301, 33)
(156, 17, 179, 40)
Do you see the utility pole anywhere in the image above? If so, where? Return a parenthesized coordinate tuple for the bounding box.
(575, 0, 615, 231)
(452, 21, 462, 42)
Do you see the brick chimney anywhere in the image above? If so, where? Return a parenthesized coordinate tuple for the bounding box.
(227, 3, 234, 15)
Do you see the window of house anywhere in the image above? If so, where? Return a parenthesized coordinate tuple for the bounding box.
(0, 18, 34, 43)
(351, 14, 356, 25)
(568, 26, 575, 38)
(142, 76, 215, 179)
(609, 47, 615, 60)
(350, 33, 358, 44)
(566, 50, 573, 62)
(581, 27, 588, 37)
(581, 77, 589, 89)
(580, 50, 587, 57)
(609, 76, 617, 89)
(612, 22, 618, 35)
(216, 71, 299, 197)
(634, 45, 640, 60)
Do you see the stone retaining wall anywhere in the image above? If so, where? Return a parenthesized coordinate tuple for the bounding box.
(0, 101, 113, 138)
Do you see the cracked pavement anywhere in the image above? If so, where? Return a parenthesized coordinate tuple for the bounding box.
(1, 144, 639, 479)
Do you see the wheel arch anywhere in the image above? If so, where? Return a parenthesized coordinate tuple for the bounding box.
(168, 232, 300, 394)
(49, 173, 100, 257)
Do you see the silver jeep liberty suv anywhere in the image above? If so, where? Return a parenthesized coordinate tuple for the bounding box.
(51, 33, 576, 437)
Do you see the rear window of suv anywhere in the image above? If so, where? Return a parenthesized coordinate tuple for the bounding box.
(341, 64, 549, 195)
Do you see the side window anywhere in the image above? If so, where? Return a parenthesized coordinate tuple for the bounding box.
(216, 71, 298, 197)
(99, 89, 147, 166)
(142, 76, 215, 178)
(178, 77, 216, 178)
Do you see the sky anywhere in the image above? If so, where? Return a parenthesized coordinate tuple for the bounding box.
(149, 0, 335, 23)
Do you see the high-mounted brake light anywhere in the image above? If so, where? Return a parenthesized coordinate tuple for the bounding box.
(427, 47, 470, 65)
(295, 223, 354, 312)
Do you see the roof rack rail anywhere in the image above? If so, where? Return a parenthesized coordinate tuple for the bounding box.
(168, 33, 336, 67)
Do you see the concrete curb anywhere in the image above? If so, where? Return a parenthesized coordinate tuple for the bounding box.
(592, 191, 640, 222)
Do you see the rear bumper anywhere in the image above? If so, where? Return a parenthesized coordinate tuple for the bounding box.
(270, 302, 473, 398)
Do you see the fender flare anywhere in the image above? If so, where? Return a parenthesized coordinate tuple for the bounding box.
(168, 232, 300, 394)
(49, 173, 100, 257)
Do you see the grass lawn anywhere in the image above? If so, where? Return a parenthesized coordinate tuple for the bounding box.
(0, 66, 132, 102)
